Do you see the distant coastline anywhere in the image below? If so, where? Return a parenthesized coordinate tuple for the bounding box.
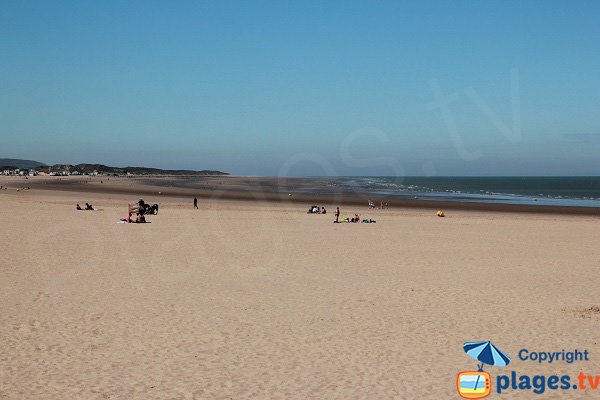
(0, 158, 228, 177)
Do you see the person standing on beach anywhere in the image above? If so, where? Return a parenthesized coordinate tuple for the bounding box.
(334, 207, 340, 223)
(193, 197, 198, 209)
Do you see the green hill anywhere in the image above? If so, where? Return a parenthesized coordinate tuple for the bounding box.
(0, 158, 47, 169)
(0, 158, 228, 175)
(46, 163, 228, 176)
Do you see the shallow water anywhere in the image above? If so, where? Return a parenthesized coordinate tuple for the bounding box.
(328, 176, 600, 207)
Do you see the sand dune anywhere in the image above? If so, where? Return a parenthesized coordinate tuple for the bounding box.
(1, 186, 600, 399)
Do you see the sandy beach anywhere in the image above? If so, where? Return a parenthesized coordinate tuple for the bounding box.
(2, 177, 600, 399)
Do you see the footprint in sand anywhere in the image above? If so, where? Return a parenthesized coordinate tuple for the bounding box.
(577, 306, 600, 319)
(32, 291, 50, 303)
(240, 265, 268, 277)
(28, 319, 42, 332)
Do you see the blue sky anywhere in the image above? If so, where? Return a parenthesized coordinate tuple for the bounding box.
(1, 1, 599, 176)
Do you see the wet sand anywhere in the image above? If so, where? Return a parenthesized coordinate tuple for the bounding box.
(5, 175, 600, 215)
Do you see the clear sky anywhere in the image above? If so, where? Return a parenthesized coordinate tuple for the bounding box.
(2, 1, 599, 176)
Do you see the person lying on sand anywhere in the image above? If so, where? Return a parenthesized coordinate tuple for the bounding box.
(135, 213, 146, 223)
(120, 213, 133, 223)
(335, 214, 375, 223)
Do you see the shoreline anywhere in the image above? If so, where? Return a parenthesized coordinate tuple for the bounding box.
(2, 175, 600, 216)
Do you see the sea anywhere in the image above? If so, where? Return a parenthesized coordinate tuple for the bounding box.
(305, 176, 600, 208)
(149, 176, 600, 208)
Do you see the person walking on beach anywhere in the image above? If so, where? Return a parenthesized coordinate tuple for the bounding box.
(193, 197, 198, 209)
(334, 207, 340, 223)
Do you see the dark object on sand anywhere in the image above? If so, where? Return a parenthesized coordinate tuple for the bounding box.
(139, 203, 159, 215)
(307, 205, 321, 214)
(130, 199, 159, 215)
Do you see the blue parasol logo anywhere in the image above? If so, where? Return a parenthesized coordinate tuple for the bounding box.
(464, 341, 511, 370)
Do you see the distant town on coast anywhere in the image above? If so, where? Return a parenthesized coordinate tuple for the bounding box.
(0, 158, 228, 177)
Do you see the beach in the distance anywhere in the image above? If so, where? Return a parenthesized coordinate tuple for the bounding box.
(7, 175, 600, 215)
(2, 176, 600, 399)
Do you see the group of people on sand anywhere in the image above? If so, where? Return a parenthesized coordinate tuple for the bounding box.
(120, 212, 147, 223)
(120, 198, 154, 223)
(368, 199, 388, 209)
(307, 205, 326, 214)
(76, 203, 95, 211)
(0, 186, 28, 191)
(333, 207, 376, 223)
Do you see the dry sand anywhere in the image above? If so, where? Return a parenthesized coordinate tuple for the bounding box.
(2, 178, 600, 399)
